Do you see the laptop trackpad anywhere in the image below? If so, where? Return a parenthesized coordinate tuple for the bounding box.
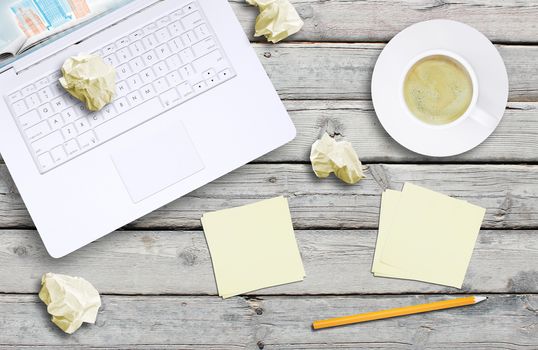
(111, 123, 205, 203)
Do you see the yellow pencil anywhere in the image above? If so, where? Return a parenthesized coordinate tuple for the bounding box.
(312, 296, 487, 330)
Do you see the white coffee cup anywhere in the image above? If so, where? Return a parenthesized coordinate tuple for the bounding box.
(399, 49, 497, 129)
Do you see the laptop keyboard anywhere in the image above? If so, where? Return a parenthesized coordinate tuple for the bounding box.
(4, 1, 236, 174)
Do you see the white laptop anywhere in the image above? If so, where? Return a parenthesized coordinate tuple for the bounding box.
(0, 0, 296, 257)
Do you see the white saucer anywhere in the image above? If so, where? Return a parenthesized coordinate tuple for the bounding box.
(371, 20, 509, 157)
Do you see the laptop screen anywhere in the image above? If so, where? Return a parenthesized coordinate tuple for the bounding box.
(0, 0, 136, 69)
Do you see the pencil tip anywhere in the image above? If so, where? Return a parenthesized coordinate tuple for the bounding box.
(474, 296, 487, 303)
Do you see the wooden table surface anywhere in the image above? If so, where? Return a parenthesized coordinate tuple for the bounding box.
(1, 1, 538, 349)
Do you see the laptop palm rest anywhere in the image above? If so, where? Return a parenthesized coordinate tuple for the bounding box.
(111, 122, 205, 203)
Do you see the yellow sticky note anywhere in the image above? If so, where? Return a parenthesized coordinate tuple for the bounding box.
(371, 189, 403, 276)
(201, 196, 305, 298)
(377, 183, 485, 288)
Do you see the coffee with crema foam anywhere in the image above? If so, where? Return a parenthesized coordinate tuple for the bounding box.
(403, 55, 473, 125)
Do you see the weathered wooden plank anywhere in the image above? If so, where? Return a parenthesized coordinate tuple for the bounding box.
(257, 295, 538, 349)
(2, 102, 538, 165)
(0, 164, 537, 229)
(1, 230, 536, 295)
(231, 0, 538, 44)
(0, 294, 536, 348)
(261, 101, 538, 163)
(0, 295, 255, 349)
(252, 43, 538, 101)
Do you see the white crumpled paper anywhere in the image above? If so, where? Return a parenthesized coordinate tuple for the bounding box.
(39, 273, 102, 334)
(59, 54, 116, 111)
(310, 133, 365, 185)
(246, 0, 304, 43)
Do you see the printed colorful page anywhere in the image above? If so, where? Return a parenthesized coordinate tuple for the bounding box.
(0, 0, 135, 64)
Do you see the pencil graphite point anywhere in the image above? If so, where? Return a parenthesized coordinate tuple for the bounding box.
(474, 296, 487, 303)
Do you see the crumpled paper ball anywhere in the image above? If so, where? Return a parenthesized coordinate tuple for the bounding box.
(246, 0, 304, 43)
(39, 272, 102, 334)
(310, 133, 365, 185)
(59, 54, 116, 111)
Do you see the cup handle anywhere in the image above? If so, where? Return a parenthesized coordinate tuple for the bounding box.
(470, 106, 499, 129)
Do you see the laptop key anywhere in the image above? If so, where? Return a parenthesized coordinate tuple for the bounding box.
(160, 88, 181, 108)
(117, 64, 132, 80)
(141, 84, 157, 99)
(50, 146, 67, 163)
(129, 56, 145, 72)
(142, 34, 158, 50)
(153, 77, 169, 93)
(116, 48, 132, 63)
(26, 121, 51, 141)
(61, 107, 77, 124)
(8, 91, 24, 103)
(155, 28, 171, 43)
(194, 24, 210, 40)
(32, 131, 63, 154)
(19, 110, 41, 129)
(22, 84, 37, 96)
(177, 82, 193, 97)
(192, 50, 222, 73)
(182, 11, 202, 30)
(166, 54, 182, 70)
(51, 96, 66, 112)
(61, 124, 77, 139)
(38, 103, 54, 119)
(37, 153, 54, 171)
(26, 93, 41, 109)
(64, 139, 80, 156)
(181, 31, 196, 46)
(78, 131, 99, 149)
(156, 44, 172, 60)
(154, 61, 168, 77)
(127, 91, 143, 106)
(12, 100, 29, 117)
(49, 114, 64, 130)
(104, 54, 119, 67)
(116, 37, 130, 48)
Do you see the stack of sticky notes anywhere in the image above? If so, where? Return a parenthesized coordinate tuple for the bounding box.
(201, 196, 305, 298)
(372, 183, 486, 288)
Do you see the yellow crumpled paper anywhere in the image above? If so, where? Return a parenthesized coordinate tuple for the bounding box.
(246, 0, 304, 43)
(39, 272, 102, 334)
(310, 133, 365, 185)
(59, 54, 116, 111)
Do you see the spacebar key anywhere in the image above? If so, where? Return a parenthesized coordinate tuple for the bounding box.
(93, 97, 163, 143)
(192, 50, 223, 73)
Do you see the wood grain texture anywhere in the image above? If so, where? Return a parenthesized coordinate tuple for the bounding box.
(261, 101, 538, 163)
(231, 0, 538, 44)
(3, 102, 538, 165)
(0, 164, 537, 229)
(252, 43, 538, 101)
(0, 229, 536, 295)
(0, 294, 536, 348)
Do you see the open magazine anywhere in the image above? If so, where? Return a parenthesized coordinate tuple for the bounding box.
(0, 0, 133, 63)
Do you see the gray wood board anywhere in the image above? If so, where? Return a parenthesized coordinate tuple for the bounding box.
(0, 294, 536, 348)
(1, 229, 536, 295)
(231, 0, 538, 44)
(2, 101, 538, 165)
(252, 43, 538, 101)
(0, 164, 536, 229)
(261, 101, 538, 163)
